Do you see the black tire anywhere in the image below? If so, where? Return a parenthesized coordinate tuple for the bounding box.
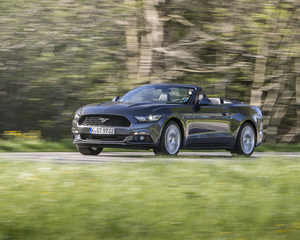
(153, 121, 181, 156)
(76, 145, 103, 155)
(231, 122, 256, 157)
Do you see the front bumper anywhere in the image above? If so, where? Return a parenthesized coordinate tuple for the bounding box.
(72, 120, 162, 149)
(256, 130, 263, 147)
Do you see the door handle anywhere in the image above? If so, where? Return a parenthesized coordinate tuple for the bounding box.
(222, 112, 229, 116)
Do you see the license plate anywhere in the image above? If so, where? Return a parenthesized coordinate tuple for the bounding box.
(89, 127, 115, 135)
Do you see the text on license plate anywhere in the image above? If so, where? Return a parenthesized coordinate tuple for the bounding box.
(89, 127, 115, 134)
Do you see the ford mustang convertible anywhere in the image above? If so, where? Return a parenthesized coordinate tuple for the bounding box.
(72, 83, 263, 157)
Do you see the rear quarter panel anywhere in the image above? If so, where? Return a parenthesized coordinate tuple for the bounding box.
(229, 103, 263, 146)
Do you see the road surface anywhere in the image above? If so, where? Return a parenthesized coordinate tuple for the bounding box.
(0, 152, 299, 164)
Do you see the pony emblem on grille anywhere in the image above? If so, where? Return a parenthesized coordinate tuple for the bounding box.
(99, 117, 109, 124)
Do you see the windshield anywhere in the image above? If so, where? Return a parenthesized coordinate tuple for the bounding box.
(119, 85, 195, 104)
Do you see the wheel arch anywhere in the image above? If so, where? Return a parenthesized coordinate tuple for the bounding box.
(163, 117, 184, 149)
(240, 120, 257, 145)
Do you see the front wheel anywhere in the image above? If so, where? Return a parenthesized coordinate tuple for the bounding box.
(153, 121, 181, 156)
(76, 145, 103, 155)
(231, 122, 255, 157)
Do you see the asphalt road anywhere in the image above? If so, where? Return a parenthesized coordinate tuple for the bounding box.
(0, 151, 300, 164)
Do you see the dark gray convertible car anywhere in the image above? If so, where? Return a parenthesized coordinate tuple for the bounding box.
(72, 83, 263, 157)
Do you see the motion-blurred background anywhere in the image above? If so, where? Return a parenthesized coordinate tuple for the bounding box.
(1, 0, 299, 144)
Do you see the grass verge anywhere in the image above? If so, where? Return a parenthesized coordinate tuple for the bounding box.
(0, 157, 299, 239)
(0, 139, 77, 152)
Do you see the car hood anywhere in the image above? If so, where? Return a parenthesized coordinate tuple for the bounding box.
(81, 101, 168, 115)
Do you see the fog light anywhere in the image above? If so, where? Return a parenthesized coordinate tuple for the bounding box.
(73, 133, 81, 140)
(139, 135, 145, 141)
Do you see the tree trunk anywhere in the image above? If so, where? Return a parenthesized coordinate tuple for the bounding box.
(124, 0, 140, 80)
(249, 1, 279, 107)
(142, 0, 165, 83)
(263, 8, 299, 143)
(124, 0, 166, 83)
(263, 35, 294, 143)
(281, 45, 300, 142)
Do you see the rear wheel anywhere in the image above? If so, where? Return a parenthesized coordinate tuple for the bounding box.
(76, 145, 103, 155)
(231, 122, 255, 157)
(153, 121, 181, 156)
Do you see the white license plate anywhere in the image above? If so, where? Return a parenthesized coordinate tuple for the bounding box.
(89, 127, 115, 135)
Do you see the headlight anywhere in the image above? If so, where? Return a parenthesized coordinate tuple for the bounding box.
(134, 115, 162, 122)
(74, 113, 80, 121)
(74, 108, 82, 122)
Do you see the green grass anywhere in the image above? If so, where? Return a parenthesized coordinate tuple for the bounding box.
(0, 157, 300, 239)
(255, 144, 300, 152)
(0, 139, 300, 152)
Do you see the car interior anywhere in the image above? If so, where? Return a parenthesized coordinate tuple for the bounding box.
(159, 93, 171, 102)
(197, 94, 224, 105)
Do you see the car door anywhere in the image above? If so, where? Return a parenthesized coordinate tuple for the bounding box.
(189, 104, 233, 146)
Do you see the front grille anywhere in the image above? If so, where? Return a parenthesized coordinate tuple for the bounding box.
(79, 115, 131, 127)
(81, 134, 126, 141)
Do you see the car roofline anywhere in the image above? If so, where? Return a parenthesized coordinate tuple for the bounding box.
(137, 83, 202, 91)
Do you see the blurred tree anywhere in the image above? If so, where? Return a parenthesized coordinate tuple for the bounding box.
(0, 0, 127, 139)
(1, 0, 300, 143)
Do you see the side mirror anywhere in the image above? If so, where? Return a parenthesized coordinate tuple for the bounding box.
(112, 96, 120, 102)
